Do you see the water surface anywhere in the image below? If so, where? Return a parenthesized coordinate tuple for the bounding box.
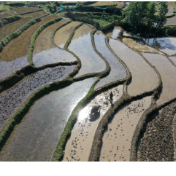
(109, 39, 158, 96)
(0, 77, 97, 161)
(69, 24, 106, 77)
(105, 26, 121, 39)
(94, 31, 126, 89)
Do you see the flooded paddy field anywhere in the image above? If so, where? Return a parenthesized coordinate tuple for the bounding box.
(0, 77, 96, 161)
(144, 38, 176, 56)
(169, 56, 176, 65)
(0, 15, 58, 76)
(105, 26, 121, 39)
(166, 1, 176, 17)
(54, 21, 81, 49)
(138, 101, 175, 161)
(63, 85, 123, 161)
(68, 24, 106, 77)
(33, 18, 76, 67)
(109, 39, 159, 96)
(13, 7, 41, 15)
(123, 38, 159, 53)
(143, 53, 176, 106)
(22, 11, 48, 18)
(0, 65, 75, 134)
(0, 17, 33, 41)
(94, 31, 126, 89)
(100, 96, 152, 161)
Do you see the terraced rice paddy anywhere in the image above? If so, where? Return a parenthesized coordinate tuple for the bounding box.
(0, 65, 75, 134)
(54, 21, 81, 48)
(1, 3, 176, 162)
(143, 53, 176, 106)
(13, 7, 41, 14)
(22, 11, 47, 18)
(145, 38, 176, 55)
(0, 11, 14, 20)
(106, 26, 121, 39)
(33, 18, 76, 67)
(63, 85, 123, 161)
(0, 17, 33, 41)
(0, 15, 58, 79)
(100, 96, 152, 161)
(94, 31, 126, 89)
(68, 24, 106, 77)
(166, 1, 176, 17)
(109, 39, 159, 96)
(0, 77, 96, 161)
(165, 16, 176, 26)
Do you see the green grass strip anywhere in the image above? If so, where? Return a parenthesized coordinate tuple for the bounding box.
(28, 17, 62, 66)
(52, 77, 100, 161)
(1, 17, 41, 48)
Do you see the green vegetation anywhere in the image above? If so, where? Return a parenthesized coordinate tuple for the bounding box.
(124, 2, 168, 34)
(28, 17, 62, 65)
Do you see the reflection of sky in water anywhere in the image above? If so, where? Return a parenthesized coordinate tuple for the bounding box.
(33, 47, 76, 67)
(0, 55, 29, 79)
(145, 38, 176, 51)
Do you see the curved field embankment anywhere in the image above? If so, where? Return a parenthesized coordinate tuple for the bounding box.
(13, 7, 41, 15)
(68, 24, 106, 77)
(54, 21, 82, 49)
(21, 11, 48, 18)
(109, 39, 159, 97)
(0, 77, 96, 161)
(33, 18, 77, 67)
(94, 31, 126, 90)
(0, 15, 58, 80)
(63, 85, 123, 161)
(143, 53, 176, 106)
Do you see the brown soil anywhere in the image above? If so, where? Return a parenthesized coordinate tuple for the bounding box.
(0, 11, 14, 20)
(137, 101, 176, 161)
(63, 85, 123, 161)
(0, 15, 58, 62)
(0, 17, 33, 41)
(54, 21, 81, 49)
(22, 11, 47, 18)
(13, 7, 41, 14)
(100, 96, 151, 161)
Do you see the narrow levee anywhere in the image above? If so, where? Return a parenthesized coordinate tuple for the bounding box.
(54, 21, 82, 49)
(143, 53, 176, 106)
(94, 31, 126, 90)
(100, 96, 152, 161)
(109, 39, 159, 96)
(144, 38, 176, 56)
(33, 18, 76, 67)
(68, 24, 106, 77)
(0, 65, 75, 134)
(138, 101, 175, 161)
(63, 85, 123, 161)
(169, 56, 176, 65)
(0, 15, 58, 79)
(0, 77, 97, 161)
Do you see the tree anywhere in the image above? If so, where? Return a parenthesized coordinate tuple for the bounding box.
(124, 1, 168, 33)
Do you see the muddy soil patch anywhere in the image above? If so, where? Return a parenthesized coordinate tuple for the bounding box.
(22, 11, 47, 18)
(138, 101, 176, 161)
(94, 31, 126, 90)
(105, 26, 122, 39)
(100, 96, 151, 161)
(0, 77, 96, 161)
(63, 85, 123, 161)
(68, 24, 106, 77)
(0, 65, 75, 134)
